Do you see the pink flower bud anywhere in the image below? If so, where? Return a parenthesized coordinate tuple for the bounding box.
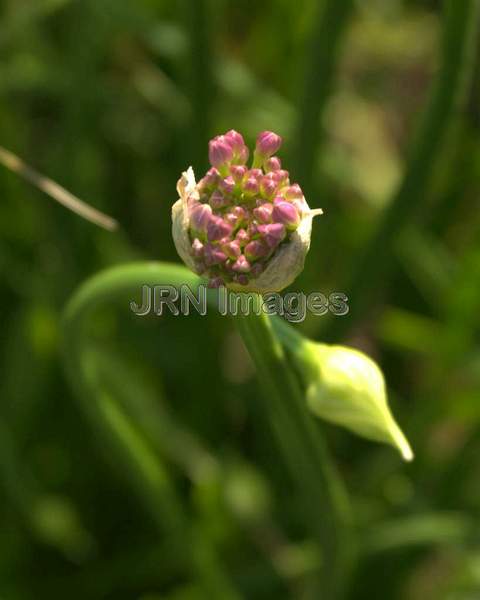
(248, 168, 263, 180)
(244, 177, 260, 195)
(230, 165, 247, 182)
(255, 131, 283, 158)
(204, 243, 228, 266)
(284, 184, 303, 200)
(272, 169, 290, 186)
(224, 213, 237, 227)
(237, 146, 249, 164)
(224, 129, 244, 147)
(236, 228, 249, 245)
(232, 206, 246, 219)
(260, 176, 277, 198)
(257, 223, 286, 249)
(207, 215, 233, 242)
(272, 201, 300, 230)
(190, 203, 212, 233)
(265, 157, 282, 172)
(191, 238, 204, 258)
(223, 239, 242, 259)
(219, 176, 236, 195)
(209, 136, 234, 168)
(253, 202, 273, 224)
(224, 130, 249, 164)
(234, 206, 247, 225)
(232, 255, 251, 273)
(245, 240, 269, 261)
(199, 167, 220, 190)
(209, 190, 229, 210)
(224, 206, 245, 228)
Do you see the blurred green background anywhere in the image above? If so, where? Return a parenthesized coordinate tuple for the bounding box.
(1, 0, 480, 598)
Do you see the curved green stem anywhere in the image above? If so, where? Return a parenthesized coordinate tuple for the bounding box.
(326, 0, 480, 341)
(236, 310, 353, 600)
(62, 262, 240, 600)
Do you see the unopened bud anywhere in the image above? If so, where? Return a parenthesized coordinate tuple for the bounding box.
(219, 176, 236, 195)
(209, 136, 234, 168)
(271, 328, 414, 462)
(232, 206, 246, 219)
(245, 240, 269, 261)
(253, 203, 273, 224)
(209, 190, 229, 210)
(204, 243, 228, 266)
(232, 255, 251, 273)
(225, 129, 244, 148)
(190, 203, 212, 233)
(230, 165, 247, 182)
(244, 177, 260, 195)
(199, 167, 220, 190)
(257, 223, 286, 248)
(248, 168, 263, 180)
(236, 228, 249, 246)
(284, 184, 303, 200)
(223, 239, 242, 260)
(272, 169, 290, 186)
(255, 131, 282, 159)
(272, 201, 300, 230)
(224, 130, 249, 164)
(260, 176, 277, 198)
(207, 215, 233, 242)
(264, 156, 282, 172)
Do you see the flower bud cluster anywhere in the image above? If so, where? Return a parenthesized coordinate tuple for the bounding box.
(186, 130, 311, 288)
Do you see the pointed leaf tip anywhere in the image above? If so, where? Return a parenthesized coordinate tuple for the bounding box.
(304, 343, 413, 461)
(272, 328, 414, 461)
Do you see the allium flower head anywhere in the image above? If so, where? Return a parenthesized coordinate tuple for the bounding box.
(172, 130, 323, 292)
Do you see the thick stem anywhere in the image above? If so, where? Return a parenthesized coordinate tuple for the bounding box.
(236, 310, 353, 600)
